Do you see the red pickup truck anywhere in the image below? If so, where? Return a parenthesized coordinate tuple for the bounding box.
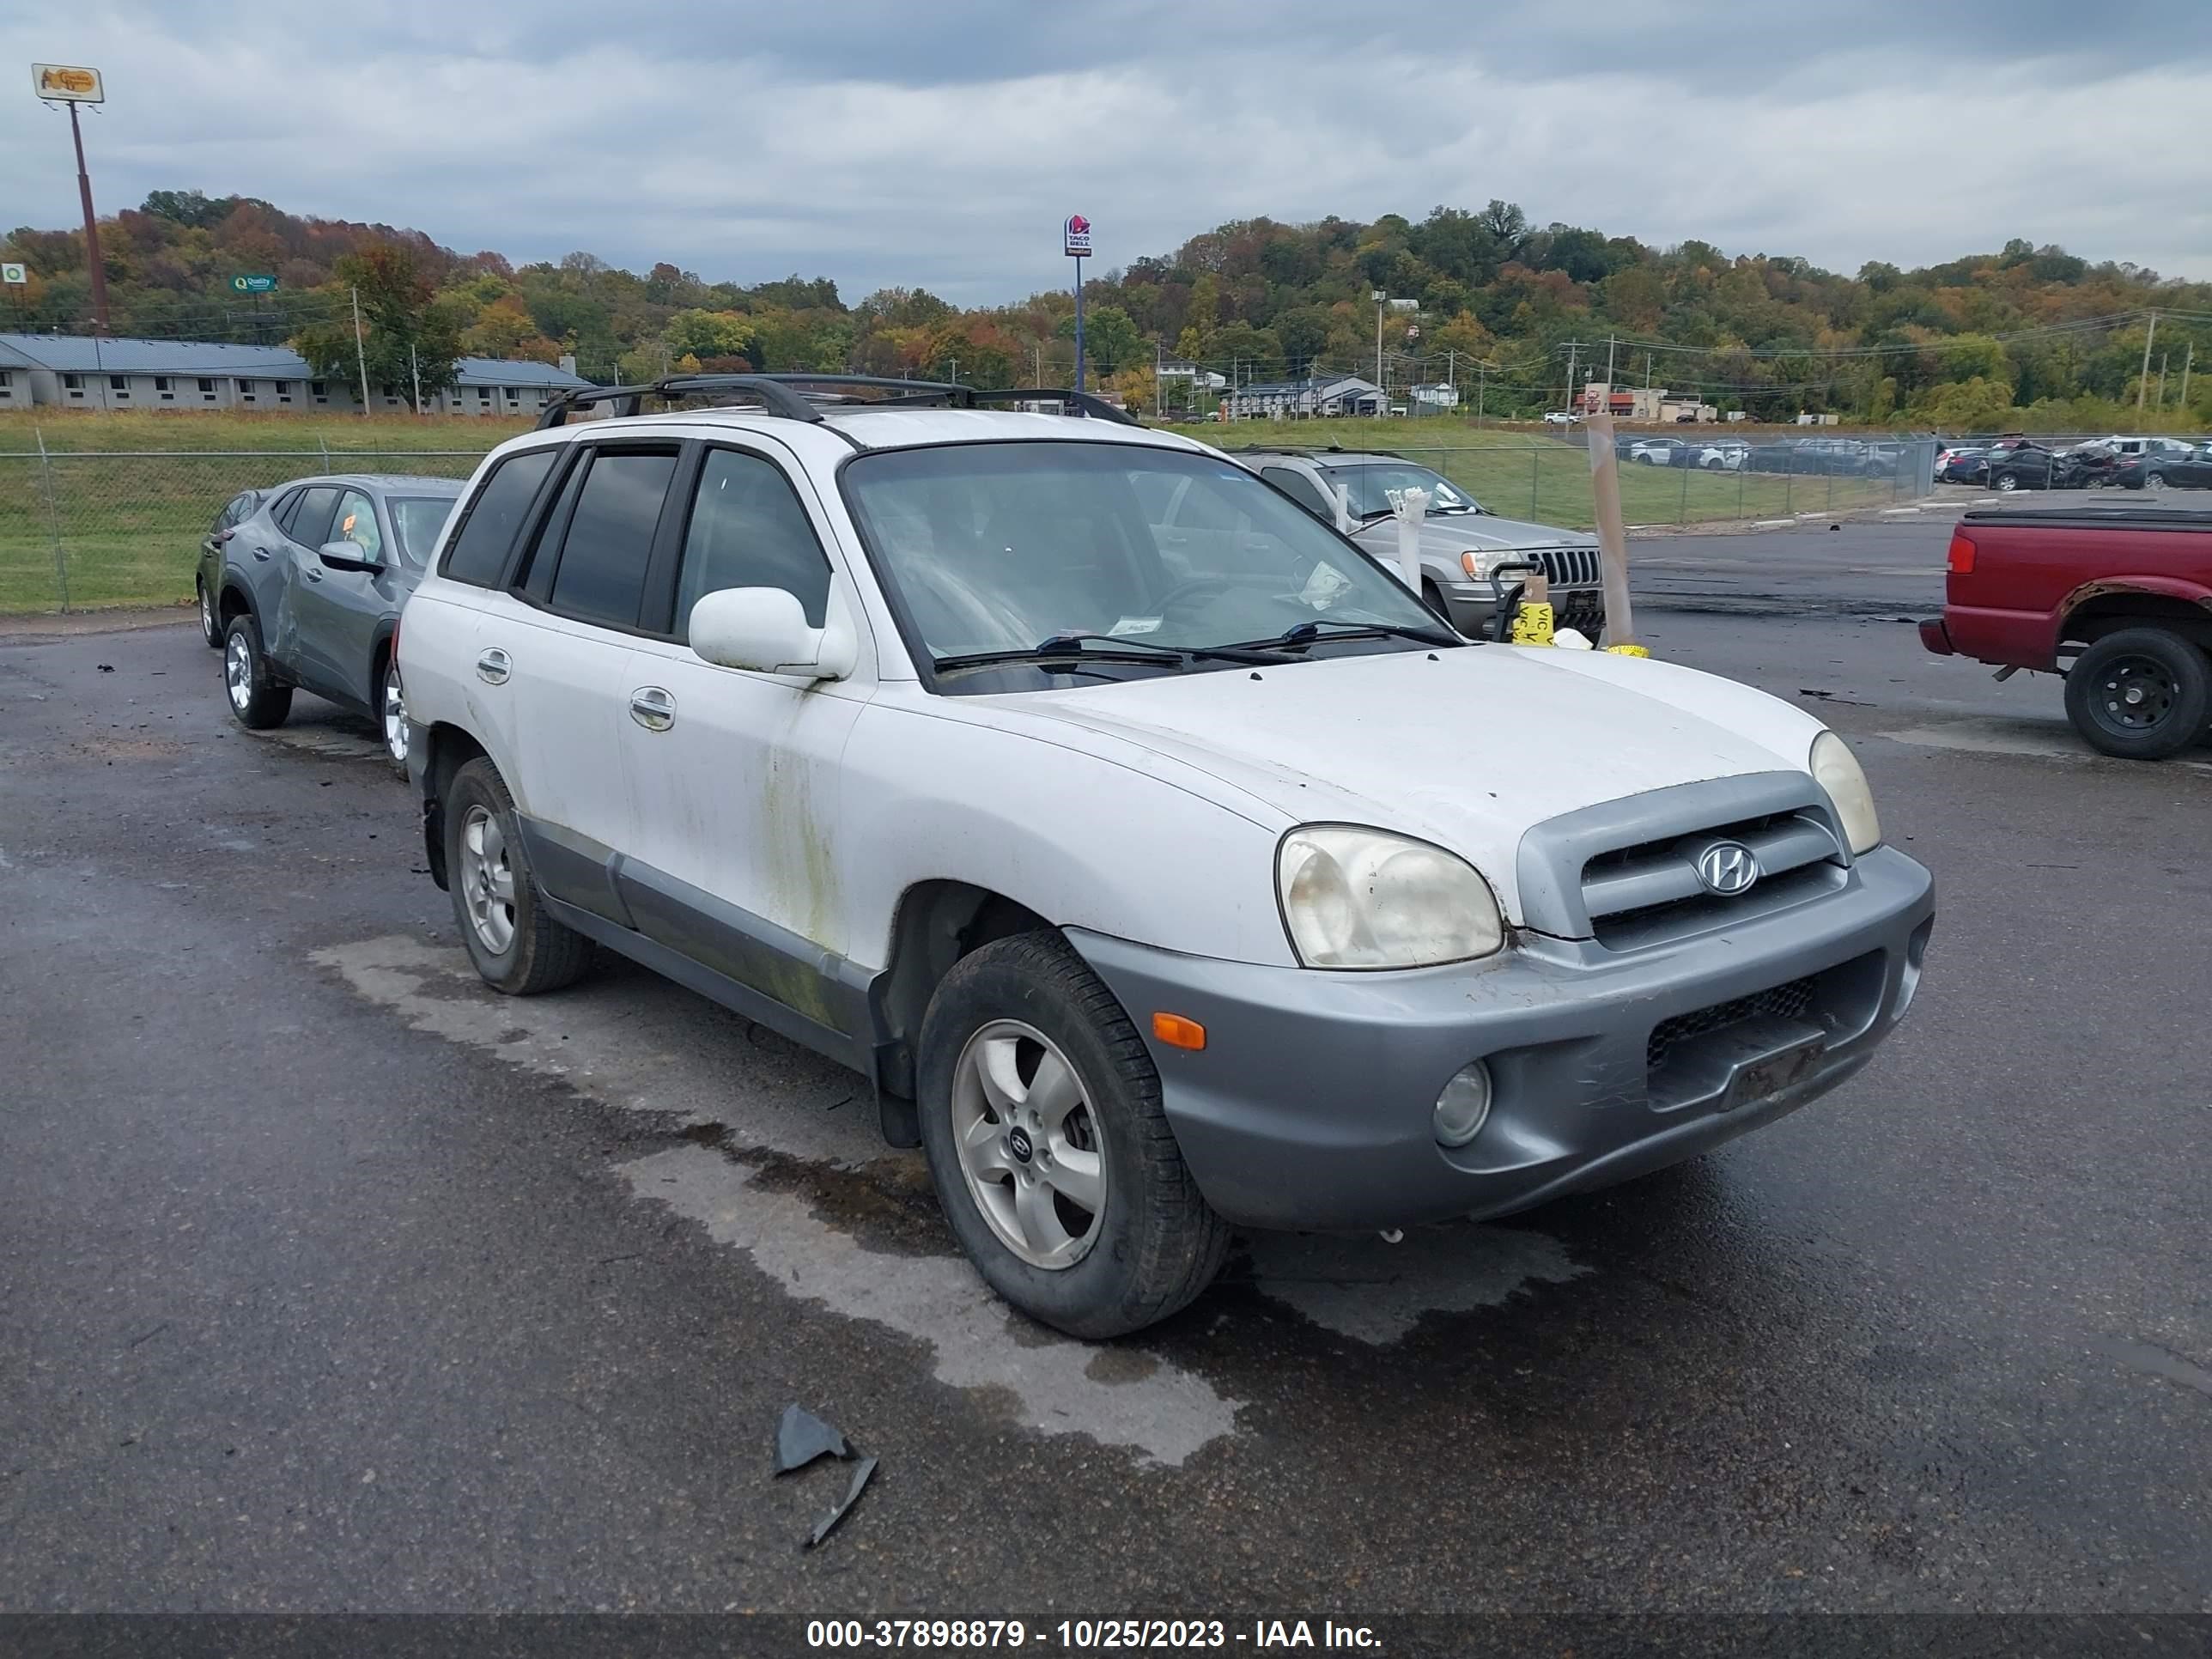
(1921, 507, 2212, 760)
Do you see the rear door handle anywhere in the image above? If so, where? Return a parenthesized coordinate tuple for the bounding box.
(629, 686, 675, 732)
(476, 647, 511, 685)
(251, 547, 271, 562)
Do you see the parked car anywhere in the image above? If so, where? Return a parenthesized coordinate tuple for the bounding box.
(199, 473, 465, 768)
(1743, 438, 1866, 476)
(1936, 447, 1991, 483)
(398, 374, 1933, 1337)
(1982, 443, 2060, 492)
(197, 489, 265, 629)
(1230, 447, 1607, 640)
(1542, 410, 1581, 426)
(1627, 439, 1686, 466)
(1692, 440, 1750, 471)
(2111, 443, 2212, 491)
(1922, 505, 2212, 759)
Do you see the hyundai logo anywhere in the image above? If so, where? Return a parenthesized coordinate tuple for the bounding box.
(1694, 840, 1760, 896)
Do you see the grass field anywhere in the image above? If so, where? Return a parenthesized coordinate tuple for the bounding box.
(0, 408, 1917, 614)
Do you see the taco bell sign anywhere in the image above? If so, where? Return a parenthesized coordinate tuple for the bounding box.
(1063, 214, 1092, 258)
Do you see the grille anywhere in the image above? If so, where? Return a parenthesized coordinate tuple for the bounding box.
(1647, 976, 1816, 1074)
(1580, 810, 1844, 950)
(1533, 546, 1601, 587)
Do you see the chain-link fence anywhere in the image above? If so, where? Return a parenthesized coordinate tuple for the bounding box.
(1, 444, 500, 613)
(0, 432, 1942, 616)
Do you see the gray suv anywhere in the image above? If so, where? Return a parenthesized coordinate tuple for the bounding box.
(198, 473, 463, 768)
(1228, 448, 1605, 639)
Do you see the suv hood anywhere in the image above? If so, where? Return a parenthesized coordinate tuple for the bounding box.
(994, 645, 1826, 924)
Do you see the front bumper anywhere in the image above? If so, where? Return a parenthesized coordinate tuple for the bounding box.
(1437, 580, 1605, 640)
(1069, 846, 1934, 1232)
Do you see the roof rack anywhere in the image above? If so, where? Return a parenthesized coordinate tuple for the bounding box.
(535, 372, 1140, 436)
(1218, 444, 1405, 461)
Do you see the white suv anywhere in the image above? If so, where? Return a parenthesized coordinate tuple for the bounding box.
(399, 375, 1934, 1337)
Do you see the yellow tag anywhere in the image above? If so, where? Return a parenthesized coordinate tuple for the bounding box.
(1509, 602, 1555, 647)
(342, 514, 356, 533)
(1605, 642, 1652, 658)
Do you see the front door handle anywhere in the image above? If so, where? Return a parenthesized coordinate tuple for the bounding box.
(629, 686, 675, 732)
(251, 547, 271, 562)
(476, 647, 511, 685)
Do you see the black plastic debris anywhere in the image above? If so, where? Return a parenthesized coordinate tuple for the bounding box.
(804, 1455, 878, 1551)
(773, 1403, 848, 1474)
(96, 664, 116, 673)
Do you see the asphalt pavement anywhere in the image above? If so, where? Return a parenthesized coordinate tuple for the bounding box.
(4, 535, 2210, 1620)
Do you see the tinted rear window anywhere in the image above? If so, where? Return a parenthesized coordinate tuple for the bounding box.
(287, 486, 342, 550)
(442, 449, 557, 587)
(388, 497, 458, 567)
(545, 451, 678, 629)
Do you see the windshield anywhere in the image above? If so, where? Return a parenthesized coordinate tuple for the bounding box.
(389, 496, 459, 567)
(1318, 463, 1479, 518)
(842, 441, 1448, 683)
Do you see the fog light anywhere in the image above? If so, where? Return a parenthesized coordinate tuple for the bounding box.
(1433, 1061, 1493, 1148)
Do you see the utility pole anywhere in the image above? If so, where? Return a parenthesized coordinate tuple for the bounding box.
(2136, 310, 2158, 412)
(2157, 352, 2168, 410)
(2182, 343, 2194, 412)
(1644, 351, 1653, 389)
(1605, 335, 1616, 393)
(410, 343, 422, 415)
(350, 284, 372, 417)
(1371, 290, 1387, 416)
(1477, 361, 1486, 425)
(1563, 340, 1581, 417)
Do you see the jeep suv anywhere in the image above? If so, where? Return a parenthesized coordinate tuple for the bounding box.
(1226, 448, 1607, 640)
(398, 374, 1933, 1337)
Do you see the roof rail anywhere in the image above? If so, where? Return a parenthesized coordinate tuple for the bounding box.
(536, 372, 1142, 433)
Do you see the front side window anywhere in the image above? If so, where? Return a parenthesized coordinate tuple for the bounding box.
(442, 448, 558, 587)
(1262, 465, 1337, 521)
(842, 441, 1442, 687)
(544, 449, 678, 628)
(1318, 463, 1479, 520)
(676, 449, 832, 635)
(331, 490, 384, 560)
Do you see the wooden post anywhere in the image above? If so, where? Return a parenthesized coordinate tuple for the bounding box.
(1583, 416, 1638, 652)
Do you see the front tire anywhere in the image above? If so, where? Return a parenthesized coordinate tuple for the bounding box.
(916, 933, 1230, 1338)
(2145, 472, 2167, 493)
(444, 757, 592, 994)
(222, 614, 292, 730)
(2063, 628, 2211, 761)
(1993, 471, 2019, 493)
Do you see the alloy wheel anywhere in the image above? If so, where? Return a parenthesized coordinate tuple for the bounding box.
(200, 585, 217, 643)
(224, 633, 253, 712)
(459, 805, 517, 955)
(382, 665, 408, 765)
(950, 1019, 1106, 1269)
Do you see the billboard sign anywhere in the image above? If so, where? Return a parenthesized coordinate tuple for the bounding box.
(1, 263, 27, 287)
(1063, 214, 1091, 258)
(230, 274, 277, 294)
(33, 64, 104, 102)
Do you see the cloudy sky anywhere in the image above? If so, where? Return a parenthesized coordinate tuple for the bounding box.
(6, 0, 2209, 301)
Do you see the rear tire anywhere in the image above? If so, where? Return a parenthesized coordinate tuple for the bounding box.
(222, 614, 292, 730)
(2146, 472, 2167, 492)
(916, 933, 1230, 1339)
(1993, 471, 2019, 493)
(198, 580, 222, 648)
(2063, 628, 2211, 761)
(444, 757, 593, 994)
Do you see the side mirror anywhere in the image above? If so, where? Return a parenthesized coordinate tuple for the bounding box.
(690, 586, 857, 681)
(319, 540, 382, 572)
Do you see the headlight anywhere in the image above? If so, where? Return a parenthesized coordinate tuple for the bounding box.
(1809, 730, 1881, 854)
(1276, 826, 1504, 969)
(1459, 550, 1492, 580)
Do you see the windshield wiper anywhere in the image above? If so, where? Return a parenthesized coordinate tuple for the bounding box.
(1215, 618, 1461, 653)
(932, 632, 1291, 678)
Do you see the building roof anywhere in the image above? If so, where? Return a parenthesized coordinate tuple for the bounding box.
(0, 333, 592, 387)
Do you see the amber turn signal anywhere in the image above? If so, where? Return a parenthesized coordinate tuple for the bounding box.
(1151, 1012, 1207, 1051)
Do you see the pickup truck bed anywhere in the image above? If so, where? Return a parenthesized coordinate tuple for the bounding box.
(1922, 506, 2212, 759)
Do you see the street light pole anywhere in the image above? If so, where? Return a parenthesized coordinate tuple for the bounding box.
(1372, 289, 1386, 416)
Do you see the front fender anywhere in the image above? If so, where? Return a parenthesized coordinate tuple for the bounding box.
(838, 699, 1295, 974)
